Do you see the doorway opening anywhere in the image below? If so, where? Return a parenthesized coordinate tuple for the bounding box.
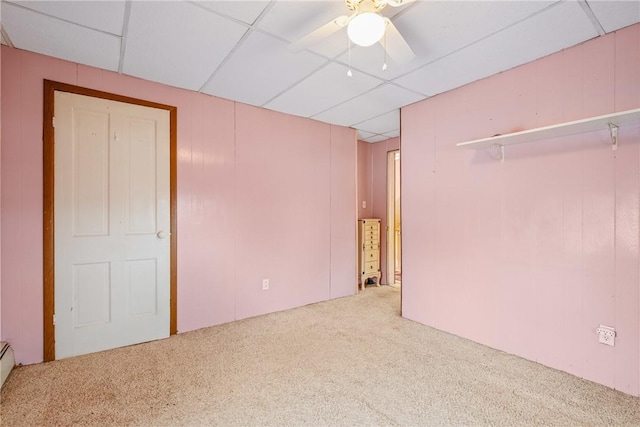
(386, 150, 401, 288)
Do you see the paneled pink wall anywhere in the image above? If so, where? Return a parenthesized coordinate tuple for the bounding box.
(402, 24, 640, 396)
(331, 125, 358, 298)
(0, 46, 357, 364)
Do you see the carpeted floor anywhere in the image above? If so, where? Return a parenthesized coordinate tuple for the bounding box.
(1, 286, 639, 426)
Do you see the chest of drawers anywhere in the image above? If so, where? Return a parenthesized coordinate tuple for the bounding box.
(358, 219, 381, 291)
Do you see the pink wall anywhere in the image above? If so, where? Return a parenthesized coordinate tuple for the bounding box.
(402, 24, 640, 397)
(330, 125, 358, 299)
(0, 46, 357, 364)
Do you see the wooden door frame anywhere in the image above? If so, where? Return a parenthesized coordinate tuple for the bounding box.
(43, 80, 178, 362)
(386, 147, 402, 315)
(386, 149, 400, 287)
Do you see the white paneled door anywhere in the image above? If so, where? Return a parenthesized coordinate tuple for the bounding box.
(54, 91, 170, 359)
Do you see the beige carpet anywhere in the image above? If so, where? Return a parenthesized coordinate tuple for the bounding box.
(1, 286, 639, 426)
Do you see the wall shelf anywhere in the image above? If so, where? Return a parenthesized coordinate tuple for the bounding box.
(456, 108, 640, 151)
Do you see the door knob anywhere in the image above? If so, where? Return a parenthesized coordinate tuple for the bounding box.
(156, 231, 168, 239)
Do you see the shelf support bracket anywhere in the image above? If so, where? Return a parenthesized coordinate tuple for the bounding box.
(608, 123, 618, 151)
(492, 144, 504, 163)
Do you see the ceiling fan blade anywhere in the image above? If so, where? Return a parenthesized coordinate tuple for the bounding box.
(382, 0, 417, 7)
(382, 19, 415, 64)
(289, 15, 350, 52)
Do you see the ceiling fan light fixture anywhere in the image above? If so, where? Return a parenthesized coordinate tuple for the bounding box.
(347, 12, 386, 47)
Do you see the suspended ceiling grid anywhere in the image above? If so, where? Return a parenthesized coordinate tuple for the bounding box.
(1, 0, 638, 142)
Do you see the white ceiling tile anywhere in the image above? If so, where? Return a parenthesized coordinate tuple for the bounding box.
(257, 1, 347, 42)
(0, 18, 7, 46)
(353, 110, 399, 135)
(395, 1, 598, 96)
(265, 62, 383, 118)
(365, 134, 389, 143)
(123, 2, 248, 91)
(2, 2, 120, 71)
(201, 31, 327, 107)
(307, 29, 352, 59)
(587, 0, 640, 33)
(0, 4, 7, 46)
(8, 0, 126, 35)
(313, 84, 422, 126)
(337, 42, 413, 81)
(357, 130, 377, 140)
(193, 0, 270, 25)
(256, 0, 352, 58)
(383, 129, 400, 138)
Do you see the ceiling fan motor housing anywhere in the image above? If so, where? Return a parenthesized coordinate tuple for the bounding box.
(346, 0, 387, 13)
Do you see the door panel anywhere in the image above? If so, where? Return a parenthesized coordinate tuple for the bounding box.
(125, 118, 158, 234)
(73, 262, 111, 327)
(54, 91, 170, 359)
(71, 109, 110, 237)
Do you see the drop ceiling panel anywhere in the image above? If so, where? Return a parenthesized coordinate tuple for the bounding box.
(265, 62, 383, 118)
(337, 43, 406, 81)
(357, 130, 377, 141)
(306, 30, 352, 59)
(8, 0, 126, 35)
(588, 0, 640, 33)
(2, 2, 120, 71)
(353, 110, 399, 135)
(201, 31, 327, 107)
(395, 0, 598, 96)
(364, 134, 389, 143)
(383, 129, 400, 138)
(193, 1, 270, 26)
(256, 0, 352, 58)
(314, 84, 422, 127)
(123, 1, 248, 91)
(257, 1, 347, 42)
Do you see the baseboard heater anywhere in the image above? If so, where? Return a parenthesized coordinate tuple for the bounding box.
(0, 341, 15, 388)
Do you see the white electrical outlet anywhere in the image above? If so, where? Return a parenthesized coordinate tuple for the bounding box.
(262, 278, 269, 290)
(596, 325, 616, 346)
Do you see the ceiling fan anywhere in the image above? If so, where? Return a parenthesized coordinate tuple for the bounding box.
(291, 0, 416, 65)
